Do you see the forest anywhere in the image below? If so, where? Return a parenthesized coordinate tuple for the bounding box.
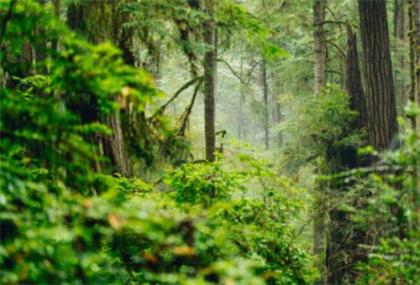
(0, 0, 419, 284)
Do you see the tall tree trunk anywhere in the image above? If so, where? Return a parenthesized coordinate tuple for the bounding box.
(312, 1, 327, 284)
(358, 0, 398, 151)
(327, 25, 367, 285)
(313, 202, 326, 285)
(416, 0, 420, 121)
(354, 0, 399, 282)
(271, 69, 283, 146)
(238, 50, 245, 140)
(262, 59, 269, 150)
(105, 111, 131, 176)
(394, 0, 406, 38)
(408, 0, 419, 129)
(67, 1, 132, 176)
(345, 26, 368, 132)
(313, 0, 327, 96)
(394, 0, 407, 113)
(203, 0, 216, 162)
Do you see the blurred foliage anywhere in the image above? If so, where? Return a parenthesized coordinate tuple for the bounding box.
(353, 111, 420, 284)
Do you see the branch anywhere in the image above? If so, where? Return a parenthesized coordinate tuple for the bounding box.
(325, 7, 344, 35)
(325, 7, 339, 23)
(323, 20, 346, 26)
(178, 78, 203, 136)
(246, 60, 259, 84)
(150, 76, 202, 119)
(327, 70, 344, 76)
(216, 130, 226, 137)
(216, 58, 247, 85)
(326, 39, 346, 57)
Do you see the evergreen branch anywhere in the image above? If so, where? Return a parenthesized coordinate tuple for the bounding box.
(178, 78, 203, 136)
(150, 76, 202, 119)
(216, 58, 247, 84)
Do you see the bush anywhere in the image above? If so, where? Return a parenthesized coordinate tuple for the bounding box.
(352, 110, 420, 284)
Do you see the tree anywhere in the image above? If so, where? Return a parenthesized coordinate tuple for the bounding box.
(312, 1, 327, 284)
(326, 24, 367, 285)
(408, 0, 420, 129)
(394, 0, 407, 110)
(203, 0, 216, 161)
(262, 59, 270, 149)
(358, 0, 398, 151)
(67, 0, 132, 176)
(238, 46, 246, 140)
(271, 68, 283, 147)
(313, 0, 327, 97)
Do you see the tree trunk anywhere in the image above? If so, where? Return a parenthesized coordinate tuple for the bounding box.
(351, 0, 400, 281)
(271, 69, 283, 146)
(417, 0, 420, 125)
(394, 0, 407, 113)
(313, 206, 326, 285)
(262, 59, 269, 150)
(313, 0, 327, 96)
(358, 0, 398, 151)
(345, 26, 367, 131)
(408, 0, 420, 129)
(105, 112, 131, 177)
(327, 25, 368, 285)
(238, 50, 245, 140)
(67, 0, 132, 176)
(312, 1, 327, 284)
(203, 0, 216, 162)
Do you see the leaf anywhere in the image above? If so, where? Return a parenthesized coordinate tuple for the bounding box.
(108, 213, 125, 230)
(142, 252, 159, 264)
(173, 246, 195, 256)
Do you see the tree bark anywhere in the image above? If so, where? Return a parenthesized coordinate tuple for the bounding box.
(394, 0, 407, 111)
(313, 205, 326, 285)
(358, 0, 398, 151)
(67, 0, 132, 176)
(312, 1, 327, 284)
(313, 0, 327, 96)
(203, 0, 216, 162)
(326, 25, 368, 285)
(408, 0, 420, 129)
(238, 50, 245, 140)
(345, 26, 367, 131)
(262, 59, 269, 150)
(271, 69, 283, 146)
(105, 111, 131, 177)
(417, 0, 420, 122)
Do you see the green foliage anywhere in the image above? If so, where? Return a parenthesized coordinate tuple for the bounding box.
(0, 1, 315, 284)
(281, 84, 362, 170)
(0, 0, 159, 185)
(215, 0, 289, 60)
(165, 153, 317, 284)
(6, 0, 417, 284)
(349, 116, 420, 284)
(165, 161, 239, 206)
(356, 237, 420, 285)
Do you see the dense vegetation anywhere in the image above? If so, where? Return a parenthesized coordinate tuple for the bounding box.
(0, 0, 418, 284)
